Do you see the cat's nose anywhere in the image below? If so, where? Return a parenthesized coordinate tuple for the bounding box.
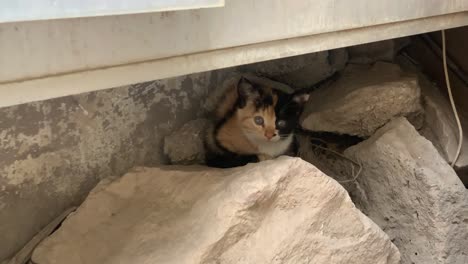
(265, 131, 276, 140)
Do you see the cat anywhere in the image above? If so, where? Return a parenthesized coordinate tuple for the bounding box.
(205, 77, 309, 168)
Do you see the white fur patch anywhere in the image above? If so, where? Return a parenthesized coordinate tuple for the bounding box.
(256, 134, 293, 157)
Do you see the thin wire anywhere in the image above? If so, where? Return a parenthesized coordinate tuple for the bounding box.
(442, 30, 464, 167)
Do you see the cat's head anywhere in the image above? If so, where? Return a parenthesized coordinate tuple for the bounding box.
(275, 92, 310, 138)
(235, 77, 280, 142)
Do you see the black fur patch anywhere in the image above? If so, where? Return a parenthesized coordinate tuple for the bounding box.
(252, 91, 275, 111)
(205, 150, 258, 168)
(275, 92, 304, 137)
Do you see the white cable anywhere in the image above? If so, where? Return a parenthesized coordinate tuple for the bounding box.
(442, 30, 463, 167)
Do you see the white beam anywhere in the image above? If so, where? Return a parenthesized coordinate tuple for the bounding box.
(1, 12, 467, 108)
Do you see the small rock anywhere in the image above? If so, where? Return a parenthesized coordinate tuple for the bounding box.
(163, 119, 209, 165)
(344, 117, 468, 264)
(239, 49, 348, 89)
(329, 48, 349, 72)
(242, 73, 294, 94)
(238, 51, 328, 77)
(274, 49, 348, 89)
(300, 62, 423, 137)
(348, 38, 410, 64)
(32, 157, 400, 264)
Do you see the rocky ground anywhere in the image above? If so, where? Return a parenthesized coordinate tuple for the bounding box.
(24, 38, 468, 264)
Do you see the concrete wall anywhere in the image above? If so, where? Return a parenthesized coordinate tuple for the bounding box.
(0, 67, 236, 261)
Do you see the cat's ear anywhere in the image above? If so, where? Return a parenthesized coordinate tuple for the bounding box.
(237, 77, 258, 98)
(237, 77, 259, 107)
(292, 93, 310, 105)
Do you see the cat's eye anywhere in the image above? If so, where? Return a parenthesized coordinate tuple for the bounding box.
(277, 120, 286, 128)
(254, 116, 264, 126)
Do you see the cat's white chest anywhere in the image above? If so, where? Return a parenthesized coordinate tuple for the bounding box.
(257, 134, 293, 157)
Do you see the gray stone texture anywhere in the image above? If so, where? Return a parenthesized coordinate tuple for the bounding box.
(397, 55, 468, 183)
(164, 118, 210, 165)
(347, 38, 410, 64)
(344, 118, 468, 264)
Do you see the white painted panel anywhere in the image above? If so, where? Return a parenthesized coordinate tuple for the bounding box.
(0, 0, 224, 23)
(1, 12, 467, 108)
(1, 0, 467, 83)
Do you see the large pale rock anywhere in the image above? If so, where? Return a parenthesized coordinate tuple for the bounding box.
(164, 119, 209, 165)
(32, 157, 399, 264)
(345, 118, 468, 264)
(301, 62, 423, 137)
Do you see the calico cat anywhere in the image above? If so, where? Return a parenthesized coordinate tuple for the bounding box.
(205, 77, 309, 168)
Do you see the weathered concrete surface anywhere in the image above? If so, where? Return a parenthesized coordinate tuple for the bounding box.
(345, 118, 468, 264)
(164, 119, 210, 165)
(301, 62, 423, 137)
(0, 68, 235, 261)
(32, 157, 400, 264)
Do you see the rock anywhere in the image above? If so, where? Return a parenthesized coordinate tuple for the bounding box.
(329, 48, 349, 72)
(348, 38, 410, 64)
(274, 49, 348, 89)
(163, 119, 209, 165)
(419, 74, 468, 172)
(238, 51, 328, 78)
(242, 73, 294, 94)
(238, 49, 348, 89)
(397, 55, 468, 186)
(32, 157, 400, 264)
(423, 89, 468, 166)
(300, 62, 423, 137)
(344, 117, 468, 264)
